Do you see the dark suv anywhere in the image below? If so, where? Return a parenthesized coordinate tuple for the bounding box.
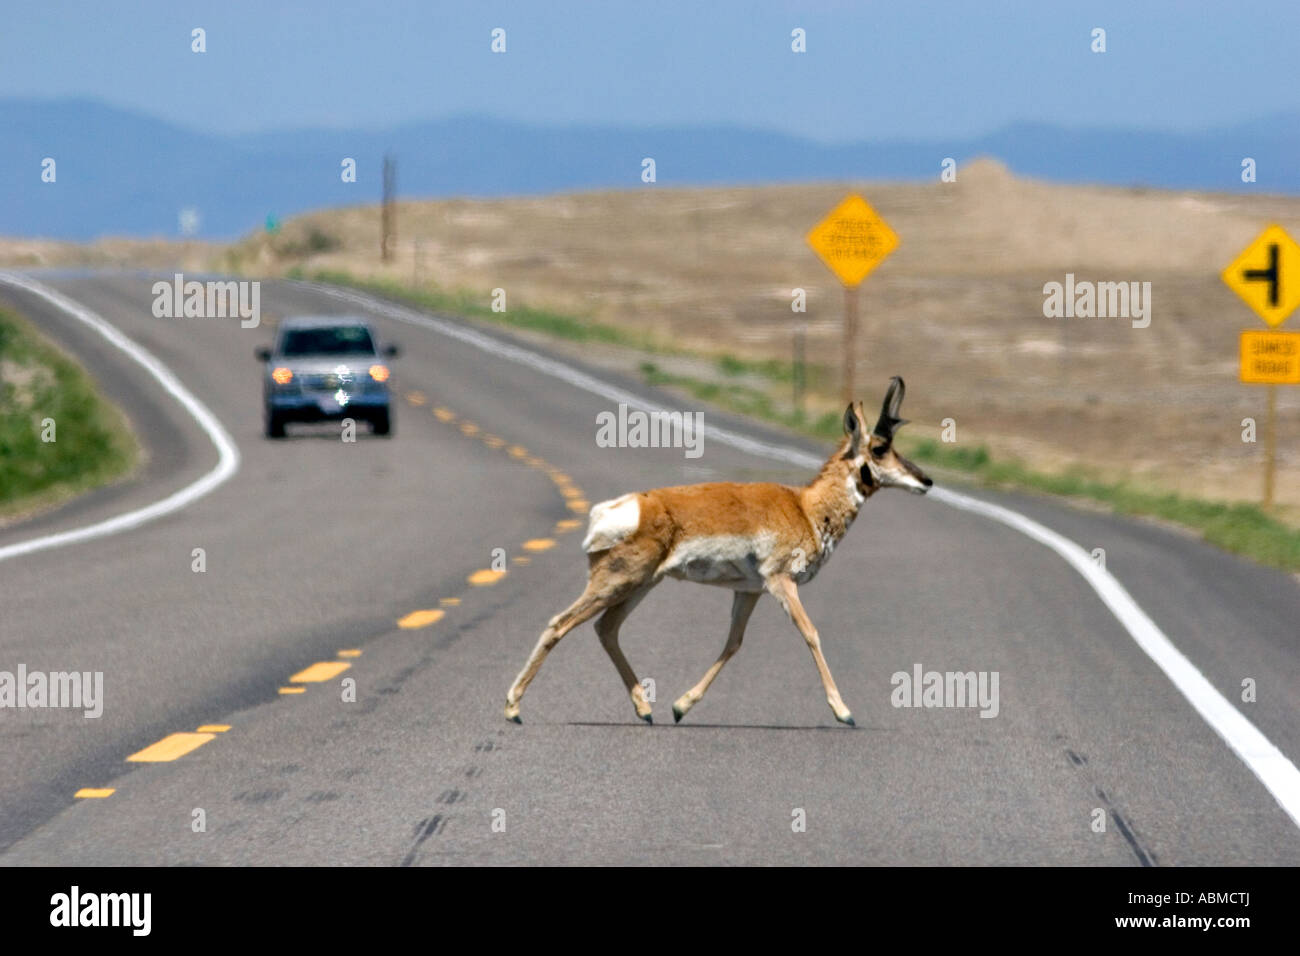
(256, 317, 399, 438)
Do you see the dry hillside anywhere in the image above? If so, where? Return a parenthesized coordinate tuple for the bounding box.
(4, 159, 1298, 513)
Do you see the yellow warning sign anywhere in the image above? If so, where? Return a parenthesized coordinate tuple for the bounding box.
(1240, 330, 1300, 384)
(806, 194, 899, 287)
(1222, 224, 1300, 328)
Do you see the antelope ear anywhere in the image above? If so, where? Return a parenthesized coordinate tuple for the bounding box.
(843, 403, 862, 453)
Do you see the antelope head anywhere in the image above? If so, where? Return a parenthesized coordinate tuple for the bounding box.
(847, 376, 932, 495)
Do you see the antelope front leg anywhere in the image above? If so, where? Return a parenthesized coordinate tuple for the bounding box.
(672, 590, 760, 723)
(765, 574, 855, 726)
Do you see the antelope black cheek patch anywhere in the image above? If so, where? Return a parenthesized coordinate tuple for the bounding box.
(860, 464, 876, 488)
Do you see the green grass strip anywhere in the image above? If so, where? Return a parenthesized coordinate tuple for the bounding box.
(0, 307, 138, 515)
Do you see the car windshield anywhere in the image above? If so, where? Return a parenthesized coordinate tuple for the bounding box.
(280, 326, 375, 356)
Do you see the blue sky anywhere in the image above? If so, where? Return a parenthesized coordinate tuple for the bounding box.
(3, 1, 1297, 141)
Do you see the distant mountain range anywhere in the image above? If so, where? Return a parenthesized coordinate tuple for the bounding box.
(3, 98, 1297, 241)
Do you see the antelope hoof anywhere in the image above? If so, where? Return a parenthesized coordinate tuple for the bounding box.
(504, 702, 521, 724)
(836, 711, 855, 727)
(631, 687, 653, 724)
(672, 699, 689, 723)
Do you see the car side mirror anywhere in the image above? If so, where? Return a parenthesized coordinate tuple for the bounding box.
(255, 346, 271, 362)
(383, 344, 400, 359)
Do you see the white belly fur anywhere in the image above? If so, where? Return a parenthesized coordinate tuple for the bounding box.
(659, 533, 775, 590)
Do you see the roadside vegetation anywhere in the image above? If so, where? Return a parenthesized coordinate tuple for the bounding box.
(0, 307, 138, 520)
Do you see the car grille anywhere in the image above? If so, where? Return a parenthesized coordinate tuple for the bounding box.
(300, 371, 356, 390)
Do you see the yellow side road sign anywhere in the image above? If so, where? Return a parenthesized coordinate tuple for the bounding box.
(1222, 224, 1300, 328)
(1240, 330, 1300, 384)
(806, 194, 899, 287)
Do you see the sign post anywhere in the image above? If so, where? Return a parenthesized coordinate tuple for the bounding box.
(793, 322, 807, 420)
(1222, 224, 1300, 508)
(807, 194, 899, 403)
(843, 285, 858, 402)
(1266, 385, 1278, 507)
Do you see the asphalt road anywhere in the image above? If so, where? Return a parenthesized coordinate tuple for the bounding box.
(1, 273, 1298, 865)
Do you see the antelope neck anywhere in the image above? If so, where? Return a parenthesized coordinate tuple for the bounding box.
(802, 449, 870, 550)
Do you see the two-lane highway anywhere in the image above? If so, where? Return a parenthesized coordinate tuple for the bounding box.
(1, 273, 1298, 864)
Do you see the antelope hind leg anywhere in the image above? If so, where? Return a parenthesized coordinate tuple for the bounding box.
(594, 584, 656, 723)
(505, 584, 612, 722)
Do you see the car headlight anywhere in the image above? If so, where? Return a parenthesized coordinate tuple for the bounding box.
(368, 364, 390, 383)
(271, 367, 294, 385)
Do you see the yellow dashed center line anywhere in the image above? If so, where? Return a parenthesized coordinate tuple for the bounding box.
(352, 404, 588, 710)
(290, 661, 352, 683)
(279, 686, 306, 695)
(397, 609, 445, 629)
(127, 732, 216, 763)
(75, 788, 115, 799)
(196, 724, 230, 733)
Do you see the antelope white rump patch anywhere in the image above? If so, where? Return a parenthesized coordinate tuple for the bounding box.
(582, 494, 640, 552)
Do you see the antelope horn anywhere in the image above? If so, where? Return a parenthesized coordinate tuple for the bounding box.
(872, 376, 909, 442)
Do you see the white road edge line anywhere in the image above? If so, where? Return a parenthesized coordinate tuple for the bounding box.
(305, 279, 1300, 831)
(0, 273, 241, 562)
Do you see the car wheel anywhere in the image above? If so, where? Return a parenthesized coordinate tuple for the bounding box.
(371, 409, 391, 436)
(265, 410, 286, 439)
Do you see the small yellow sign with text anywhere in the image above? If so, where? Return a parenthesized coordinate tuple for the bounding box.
(806, 194, 899, 287)
(1240, 330, 1300, 384)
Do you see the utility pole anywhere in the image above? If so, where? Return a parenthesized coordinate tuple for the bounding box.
(381, 153, 396, 262)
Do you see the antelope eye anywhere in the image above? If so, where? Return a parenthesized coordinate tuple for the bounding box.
(871, 444, 889, 459)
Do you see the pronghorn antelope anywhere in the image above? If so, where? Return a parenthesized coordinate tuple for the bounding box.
(504, 376, 932, 726)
